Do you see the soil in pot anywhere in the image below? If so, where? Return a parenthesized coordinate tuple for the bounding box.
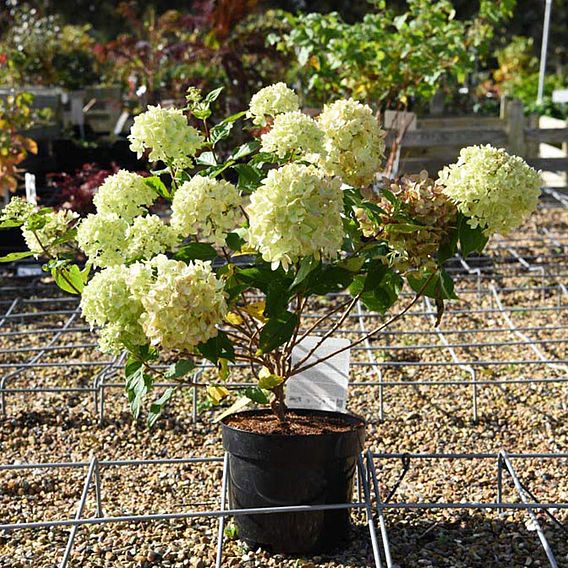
(221, 409, 365, 554)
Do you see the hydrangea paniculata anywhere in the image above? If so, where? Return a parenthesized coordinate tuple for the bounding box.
(76, 213, 130, 268)
(247, 83, 300, 126)
(358, 172, 457, 271)
(129, 105, 205, 167)
(132, 256, 227, 352)
(126, 215, 179, 261)
(80, 265, 147, 354)
(22, 209, 78, 257)
(260, 111, 324, 160)
(93, 170, 156, 222)
(438, 145, 541, 235)
(1, 197, 35, 224)
(317, 99, 385, 188)
(246, 163, 343, 269)
(77, 212, 177, 268)
(171, 176, 242, 245)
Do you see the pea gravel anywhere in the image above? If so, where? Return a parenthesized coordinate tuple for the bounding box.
(0, 205, 567, 567)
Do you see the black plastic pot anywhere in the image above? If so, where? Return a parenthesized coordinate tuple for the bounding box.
(0, 227, 26, 254)
(221, 409, 365, 554)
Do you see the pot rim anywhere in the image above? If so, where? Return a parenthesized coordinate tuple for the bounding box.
(220, 407, 366, 440)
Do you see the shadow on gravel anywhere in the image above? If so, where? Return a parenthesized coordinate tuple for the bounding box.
(385, 509, 567, 568)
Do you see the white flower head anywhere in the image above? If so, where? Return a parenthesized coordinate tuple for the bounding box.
(171, 176, 242, 245)
(80, 265, 148, 354)
(129, 105, 205, 167)
(1, 197, 36, 224)
(126, 215, 179, 261)
(438, 145, 541, 235)
(260, 111, 324, 160)
(77, 212, 178, 268)
(132, 256, 227, 352)
(317, 98, 385, 188)
(93, 170, 156, 223)
(247, 83, 300, 126)
(22, 209, 78, 257)
(77, 213, 130, 268)
(246, 163, 344, 270)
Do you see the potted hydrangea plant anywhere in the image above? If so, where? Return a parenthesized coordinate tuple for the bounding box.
(0, 83, 541, 553)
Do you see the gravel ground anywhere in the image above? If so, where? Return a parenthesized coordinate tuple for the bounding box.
(0, 204, 567, 567)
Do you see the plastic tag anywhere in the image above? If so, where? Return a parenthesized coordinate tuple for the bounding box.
(16, 264, 43, 277)
(286, 336, 350, 413)
(25, 173, 37, 205)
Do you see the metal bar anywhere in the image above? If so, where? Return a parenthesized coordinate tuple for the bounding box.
(366, 451, 394, 568)
(537, 0, 553, 104)
(490, 284, 568, 376)
(0, 502, 370, 531)
(357, 455, 383, 568)
(215, 453, 229, 568)
(372, 452, 568, 459)
(59, 457, 98, 568)
(497, 454, 504, 516)
(93, 459, 103, 518)
(0, 308, 80, 415)
(0, 456, 224, 471)
(499, 451, 559, 568)
(424, 296, 478, 421)
(357, 301, 385, 420)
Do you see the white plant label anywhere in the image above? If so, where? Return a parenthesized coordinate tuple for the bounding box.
(16, 264, 43, 278)
(286, 336, 350, 413)
(25, 173, 37, 205)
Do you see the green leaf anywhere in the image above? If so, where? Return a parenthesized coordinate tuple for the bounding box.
(231, 140, 261, 161)
(192, 107, 212, 121)
(165, 359, 195, 380)
(350, 262, 403, 314)
(265, 280, 292, 318)
(144, 176, 170, 199)
(204, 87, 224, 104)
(52, 264, 85, 294)
(258, 311, 299, 353)
(224, 523, 239, 540)
(125, 361, 152, 420)
(407, 269, 457, 300)
(258, 372, 284, 390)
(210, 121, 234, 145)
(244, 386, 269, 404)
(458, 214, 489, 257)
(233, 163, 263, 192)
(337, 256, 365, 272)
(0, 251, 33, 263)
(197, 330, 235, 364)
(225, 231, 246, 253)
(196, 151, 218, 167)
(437, 229, 458, 263)
(290, 256, 320, 289)
(147, 388, 174, 428)
(384, 222, 424, 234)
(0, 219, 23, 229)
(223, 110, 246, 123)
(129, 344, 158, 363)
(237, 264, 291, 292)
(311, 266, 354, 295)
(174, 242, 218, 262)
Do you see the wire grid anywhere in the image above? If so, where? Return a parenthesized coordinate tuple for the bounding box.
(2, 201, 568, 421)
(367, 450, 568, 568)
(0, 454, 382, 568)
(0, 451, 566, 568)
(0, 189, 567, 566)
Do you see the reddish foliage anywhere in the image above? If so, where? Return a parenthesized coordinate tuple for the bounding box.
(47, 163, 146, 216)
